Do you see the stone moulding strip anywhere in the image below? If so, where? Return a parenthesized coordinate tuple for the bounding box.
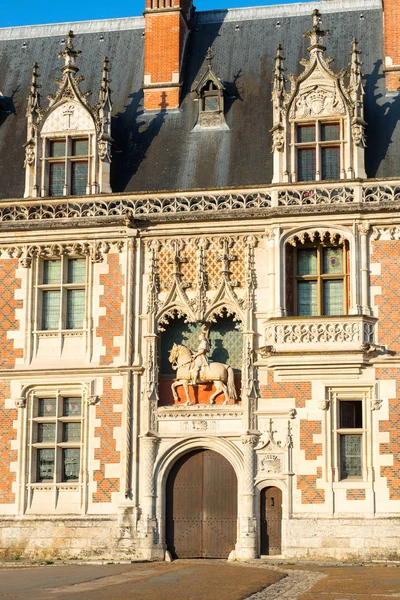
(0, 181, 399, 223)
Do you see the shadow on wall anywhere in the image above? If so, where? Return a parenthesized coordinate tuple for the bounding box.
(0, 87, 18, 127)
(110, 90, 169, 193)
(365, 60, 400, 178)
(181, 11, 243, 117)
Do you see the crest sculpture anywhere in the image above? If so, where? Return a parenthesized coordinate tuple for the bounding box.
(168, 324, 237, 405)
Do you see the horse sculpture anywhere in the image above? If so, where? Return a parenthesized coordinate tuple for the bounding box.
(169, 343, 237, 405)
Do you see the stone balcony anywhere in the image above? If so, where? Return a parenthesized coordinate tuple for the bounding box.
(262, 315, 378, 354)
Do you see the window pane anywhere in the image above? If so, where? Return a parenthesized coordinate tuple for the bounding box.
(297, 281, 317, 316)
(323, 247, 343, 274)
(72, 139, 88, 156)
(37, 423, 56, 442)
(63, 398, 82, 417)
(37, 448, 55, 481)
(42, 290, 60, 330)
(297, 125, 315, 143)
(67, 258, 86, 284)
(63, 422, 81, 442)
(71, 162, 88, 196)
(38, 398, 56, 417)
(323, 280, 344, 316)
(43, 260, 61, 284)
(340, 435, 362, 479)
(297, 249, 317, 275)
(67, 289, 85, 329)
(340, 401, 363, 428)
(298, 148, 316, 182)
(204, 96, 219, 111)
(322, 147, 340, 180)
(321, 123, 340, 141)
(50, 141, 66, 158)
(49, 163, 65, 197)
(62, 448, 80, 481)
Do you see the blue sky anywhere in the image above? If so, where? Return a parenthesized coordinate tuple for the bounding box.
(1, 0, 315, 28)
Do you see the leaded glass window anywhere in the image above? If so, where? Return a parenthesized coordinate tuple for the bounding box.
(38, 257, 86, 331)
(42, 290, 60, 330)
(293, 240, 348, 317)
(340, 435, 362, 478)
(32, 396, 82, 484)
(71, 163, 88, 196)
(322, 147, 340, 180)
(204, 96, 219, 112)
(49, 164, 65, 197)
(298, 148, 316, 182)
(337, 399, 363, 480)
(47, 137, 89, 197)
(296, 121, 342, 182)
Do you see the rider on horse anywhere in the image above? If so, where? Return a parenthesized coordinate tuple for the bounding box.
(190, 329, 210, 385)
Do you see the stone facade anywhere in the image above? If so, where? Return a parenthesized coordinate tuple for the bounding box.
(1, 0, 400, 562)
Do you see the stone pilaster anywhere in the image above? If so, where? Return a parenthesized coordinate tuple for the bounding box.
(239, 434, 259, 559)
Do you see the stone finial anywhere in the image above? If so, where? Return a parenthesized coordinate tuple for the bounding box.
(206, 47, 214, 70)
(27, 61, 41, 115)
(349, 37, 364, 92)
(59, 30, 82, 74)
(99, 56, 112, 107)
(272, 44, 286, 97)
(304, 9, 329, 52)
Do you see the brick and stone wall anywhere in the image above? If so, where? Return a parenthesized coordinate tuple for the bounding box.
(93, 378, 123, 503)
(0, 381, 17, 505)
(0, 259, 22, 370)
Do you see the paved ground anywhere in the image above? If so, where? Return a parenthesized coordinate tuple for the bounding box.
(0, 561, 283, 600)
(297, 565, 400, 599)
(1, 560, 400, 600)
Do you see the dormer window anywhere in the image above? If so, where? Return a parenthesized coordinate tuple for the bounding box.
(192, 48, 228, 131)
(24, 32, 113, 199)
(271, 11, 366, 184)
(48, 138, 89, 197)
(296, 122, 342, 182)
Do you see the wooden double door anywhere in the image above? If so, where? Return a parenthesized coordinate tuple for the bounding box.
(166, 450, 237, 558)
(260, 486, 282, 555)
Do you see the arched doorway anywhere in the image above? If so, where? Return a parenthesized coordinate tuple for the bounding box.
(166, 449, 238, 558)
(260, 486, 282, 555)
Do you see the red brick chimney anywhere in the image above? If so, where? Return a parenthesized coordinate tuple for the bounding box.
(143, 0, 194, 110)
(383, 0, 400, 91)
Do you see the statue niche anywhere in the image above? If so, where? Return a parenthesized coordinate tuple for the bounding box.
(159, 313, 242, 406)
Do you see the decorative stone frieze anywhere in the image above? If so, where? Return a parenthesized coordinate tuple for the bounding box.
(263, 315, 377, 353)
(0, 240, 124, 266)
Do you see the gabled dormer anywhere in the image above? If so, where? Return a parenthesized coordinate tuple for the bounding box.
(192, 48, 228, 131)
(271, 10, 366, 184)
(24, 31, 113, 198)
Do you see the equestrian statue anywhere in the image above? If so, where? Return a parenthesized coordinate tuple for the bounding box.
(168, 326, 237, 405)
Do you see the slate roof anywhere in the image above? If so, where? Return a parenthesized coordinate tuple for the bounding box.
(0, 0, 398, 199)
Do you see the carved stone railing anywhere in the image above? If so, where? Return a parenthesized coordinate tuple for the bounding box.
(263, 315, 377, 353)
(0, 180, 399, 223)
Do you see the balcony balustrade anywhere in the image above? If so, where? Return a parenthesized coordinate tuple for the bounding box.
(263, 315, 378, 354)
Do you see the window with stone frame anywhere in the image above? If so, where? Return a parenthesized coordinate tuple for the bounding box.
(286, 238, 349, 317)
(47, 138, 89, 197)
(30, 396, 82, 484)
(337, 400, 363, 480)
(328, 388, 372, 484)
(296, 121, 343, 182)
(192, 47, 228, 131)
(36, 257, 87, 331)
